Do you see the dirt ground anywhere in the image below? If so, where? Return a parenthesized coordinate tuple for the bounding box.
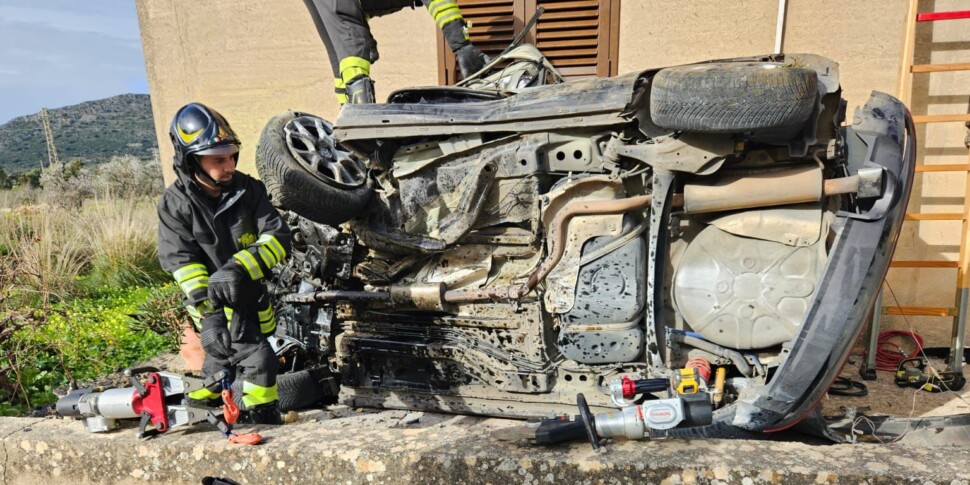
(822, 353, 970, 418)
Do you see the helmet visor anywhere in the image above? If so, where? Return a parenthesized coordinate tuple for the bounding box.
(195, 144, 240, 157)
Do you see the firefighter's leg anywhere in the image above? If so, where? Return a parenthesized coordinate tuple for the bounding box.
(255, 289, 277, 337)
(233, 340, 281, 425)
(302, 0, 378, 103)
(186, 347, 232, 406)
(184, 305, 231, 406)
(428, 0, 488, 78)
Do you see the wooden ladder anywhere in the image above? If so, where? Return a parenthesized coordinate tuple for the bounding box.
(861, 0, 970, 378)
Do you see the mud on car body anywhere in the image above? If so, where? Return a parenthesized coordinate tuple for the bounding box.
(254, 48, 931, 440)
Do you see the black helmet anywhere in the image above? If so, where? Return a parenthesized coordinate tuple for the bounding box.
(169, 103, 241, 180)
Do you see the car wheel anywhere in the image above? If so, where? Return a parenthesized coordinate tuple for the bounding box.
(649, 63, 818, 133)
(255, 111, 372, 226)
(232, 368, 329, 412)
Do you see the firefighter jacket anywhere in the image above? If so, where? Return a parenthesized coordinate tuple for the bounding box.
(157, 169, 291, 332)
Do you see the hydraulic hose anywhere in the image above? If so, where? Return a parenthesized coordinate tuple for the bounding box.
(670, 332, 754, 377)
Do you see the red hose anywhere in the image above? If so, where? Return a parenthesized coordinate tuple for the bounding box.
(685, 357, 712, 382)
(874, 330, 924, 372)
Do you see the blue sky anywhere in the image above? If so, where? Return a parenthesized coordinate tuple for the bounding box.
(0, 0, 149, 124)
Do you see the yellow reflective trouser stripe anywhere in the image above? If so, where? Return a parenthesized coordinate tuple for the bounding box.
(242, 382, 278, 407)
(222, 306, 274, 334)
(187, 387, 221, 401)
(187, 304, 202, 329)
(339, 56, 371, 83)
(427, 0, 456, 17)
(427, 0, 462, 29)
(233, 250, 264, 280)
(334, 78, 348, 104)
(258, 305, 276, 334)
(435, 10, 463, 29)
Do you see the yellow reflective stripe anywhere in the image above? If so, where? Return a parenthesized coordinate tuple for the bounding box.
(258, 305, 274, 322)
(256, 233, 286, 260)
(260, 319, 276, 335)
(197, 299, 214, 315)
(258, 246, 274, 270)
(224, 307, 234, 320)
(335, 78, 348, 103)
(175, 268, 207, 284)
(242, 382, 279, 407)
(186, 305, 202, 329)
(269, 237, 286, 260)
(179, 275, 208, 295)
(432, 5, 459, 23)
(187, 387, 221, 401)
(435, 10, 462, 28)
(233, 251, 263, 280)
(173, 263, 207, 282)
(339, 56, 371, 83)
(427, 0, 457, 16)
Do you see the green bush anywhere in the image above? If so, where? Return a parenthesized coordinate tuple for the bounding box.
(129, 282, 187, 353)
(0, 285, 171, 413)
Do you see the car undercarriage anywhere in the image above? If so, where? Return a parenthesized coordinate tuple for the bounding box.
(252, 49, 950, 442)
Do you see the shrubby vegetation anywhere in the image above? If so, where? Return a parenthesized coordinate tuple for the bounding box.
(0, 154, 184, 415)
(0, 94, 157, 174)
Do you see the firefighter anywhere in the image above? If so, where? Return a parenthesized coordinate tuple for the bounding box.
(303, 0, 489, 104)
(157, 103, 291, 425)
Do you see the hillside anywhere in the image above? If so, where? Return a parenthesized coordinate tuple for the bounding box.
(0, 94, 158, 174)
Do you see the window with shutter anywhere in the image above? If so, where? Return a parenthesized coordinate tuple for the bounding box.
(437, 0, 620, 84)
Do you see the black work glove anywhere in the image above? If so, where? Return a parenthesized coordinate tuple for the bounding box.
(199, 311, 232, 360)
(455, 44, 488, 78)
(208, 260, 252, 309)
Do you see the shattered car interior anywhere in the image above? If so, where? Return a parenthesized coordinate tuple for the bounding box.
(250, 45, 969, 445)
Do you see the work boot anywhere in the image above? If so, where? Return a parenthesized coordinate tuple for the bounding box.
(345, 75, 376, 104)
(442, 20, 489, 78)
(239, 402, 283, 425)
(184, 396, 223, 409)
(455, 44, 488, 78)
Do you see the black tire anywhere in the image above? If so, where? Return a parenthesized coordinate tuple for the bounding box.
(255, 111, 372, 226)
(232, 368, 329, 412)
(649, 63, 818, 133)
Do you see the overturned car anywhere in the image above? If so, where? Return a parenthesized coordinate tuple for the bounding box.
(254, 48, 922, 441)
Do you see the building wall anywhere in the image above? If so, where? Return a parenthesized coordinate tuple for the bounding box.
(135, 0, 439, 181)
(137, 0, 969, 346)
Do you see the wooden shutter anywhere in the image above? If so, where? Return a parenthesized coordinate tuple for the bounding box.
(437, 0, 619, 84)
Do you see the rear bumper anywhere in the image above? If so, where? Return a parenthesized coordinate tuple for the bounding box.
(731, 91, 916, 432)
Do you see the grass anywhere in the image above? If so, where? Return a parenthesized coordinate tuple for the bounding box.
(83, 197, 167, 288)
(0, 194, 181, 414)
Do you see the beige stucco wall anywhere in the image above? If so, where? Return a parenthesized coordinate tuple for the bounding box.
(617, 0, 908, 111)
(137, 0, 970, 347)
(135, 0, 439, 182)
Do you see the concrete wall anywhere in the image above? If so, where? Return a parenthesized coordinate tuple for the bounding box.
(137, 0, 970, 346)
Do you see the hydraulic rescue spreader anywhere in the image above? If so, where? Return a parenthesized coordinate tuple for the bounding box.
(55, 367, 262, 445)
(493, 360, 726, 450)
